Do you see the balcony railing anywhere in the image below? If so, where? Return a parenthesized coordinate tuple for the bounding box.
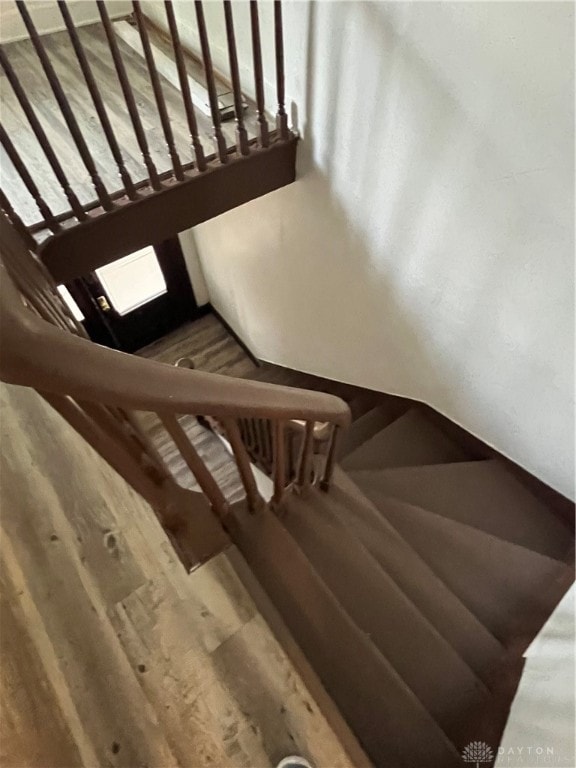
(0, 1, 297, 278)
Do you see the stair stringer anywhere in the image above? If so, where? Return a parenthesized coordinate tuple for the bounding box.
(357, 493, 572, 643)
(331, 467, 505, 681)
(279, 487, 490, 741)
(225, 500, 463, 768)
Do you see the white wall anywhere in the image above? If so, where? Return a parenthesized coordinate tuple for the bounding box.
(178, 228, 209, 307)
(193, 1, 575, 500)
(0, 1, 132, 43)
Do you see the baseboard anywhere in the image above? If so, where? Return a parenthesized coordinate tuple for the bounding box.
(422, 405, 575, 532)
(208, 304, 261, 368)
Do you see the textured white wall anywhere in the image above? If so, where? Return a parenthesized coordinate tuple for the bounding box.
(0, 1, 132, 43)
(193, 1, 574, 499)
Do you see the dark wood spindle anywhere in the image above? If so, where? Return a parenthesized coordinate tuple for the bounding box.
(222, 419, 263, 512)
(223, 1, 249, 156)
(273, 0, 289, 140)
(0, 188, 37, 250)
(0, 47, 86, 221)
(164, 1, 206, 172)
(194, 1, 228, 164)
(16, 1, 113, 211)
(0, 124, 60, 232)
(132, 2, 184, 181)
(272, 419, 286, 505)
(43, 393, 166, 511)
(249, 1, 270, 148)
(58, 1, 137, 199)
(320, 425, 340, 492)
(96, 0, 161, 191)
(160, 412, 229, 518)
(296, 420, 315, 489)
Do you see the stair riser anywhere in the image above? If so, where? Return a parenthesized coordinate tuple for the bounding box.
(281, 492, 490, 738)
(226, 504, 462, 768)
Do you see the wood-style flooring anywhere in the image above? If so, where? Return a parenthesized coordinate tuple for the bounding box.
(0, 21, 260, 226)
(0, 380, 355, 768)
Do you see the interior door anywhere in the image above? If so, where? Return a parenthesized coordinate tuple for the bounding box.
(64, 238, 200, 353)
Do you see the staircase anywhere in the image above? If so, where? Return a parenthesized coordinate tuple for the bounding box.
(225, 405, 574, 767)
(1, 208, 574, 766)
(0, 4, 574, 760)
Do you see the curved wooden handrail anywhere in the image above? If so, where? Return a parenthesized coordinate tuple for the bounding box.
(0, 264, 351, 429)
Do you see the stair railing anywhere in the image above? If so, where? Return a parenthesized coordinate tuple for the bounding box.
(0, 0, 293, 243)
(235, 416, 333, 488)
(0, 215, 350, 566)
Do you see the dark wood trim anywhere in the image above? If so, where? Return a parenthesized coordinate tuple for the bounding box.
(28, 132, 285, 235)
(68, 237, 204, 353)
(422, 405, 575, 531)
(209, 304, 261, 367)
(39, 136, 297, 283)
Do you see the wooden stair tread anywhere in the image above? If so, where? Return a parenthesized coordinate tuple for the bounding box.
(281, 489, 490, 738)
(341, 408, 469, 471)
(339, 403, 408, 459)
(357, 492, 570, 642)
(226, 502, 462, 768)
(331, 469, 505, 681)
(350, 460, 572, 560)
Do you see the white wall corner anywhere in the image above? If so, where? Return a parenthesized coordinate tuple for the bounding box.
(178, 228, 209, 307)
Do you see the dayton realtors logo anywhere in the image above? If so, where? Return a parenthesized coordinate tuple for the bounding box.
(462, 741, 565, 766)
(462, 742, 494, 768)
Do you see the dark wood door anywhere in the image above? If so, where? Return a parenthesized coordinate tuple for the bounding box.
(66, 238, 201, 353)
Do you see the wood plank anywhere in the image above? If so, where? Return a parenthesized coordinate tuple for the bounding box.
(0, 381, 356, 768)
(0, 22, 262, 224)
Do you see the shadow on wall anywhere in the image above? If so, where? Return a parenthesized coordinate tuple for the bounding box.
(195, 1, 574, 497)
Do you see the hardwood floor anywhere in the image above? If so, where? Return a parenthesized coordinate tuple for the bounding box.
(0, 381, 355, 768)
(0, 21, 261, 226)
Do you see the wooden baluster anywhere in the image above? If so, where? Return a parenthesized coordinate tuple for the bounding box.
(107, 405, 172, 483)
(249, 420, 258, 456)
(0, 188, 36, 251)
(79, 400, 167, 484)
(296, 420, 315, 490)
(249, 1, 270, 148)
(164, 0, 206, 172)
(223, 1, 249, 156)
(58, 2, 137, 200)
(1, 243, 73, 332)
(244, 417, 255, 451)
(97, 0, 161, 191)
(194, 1, 228, 163)
(43, 393, 167, 512)
(273, 1, 289, 139)
(0, 218, 88, 336)
(272, 419, 286, 505)
(160, 413, 229, 518)
(0, 47, 86, 221)
(320, 424, 340, 492)
(16, 1, 113, 211)
(0, 124, 60, 232)
(222, 419, 263, 512)
(243, 419, 252, 450)
(132, 2, 184, 181)
(264, 417, 274, 471)
(3, 255, 68, 330)
(258, 419, 268, 466)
